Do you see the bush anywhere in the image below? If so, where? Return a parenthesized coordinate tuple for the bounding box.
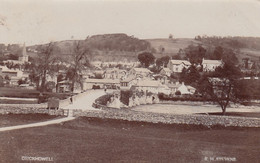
(95, 94, 113, 105)
(175, 91, 181, 96)
(120, 90, 134, 106)
(92, 85, 101, 89)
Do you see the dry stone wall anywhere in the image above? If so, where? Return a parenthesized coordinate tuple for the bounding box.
(74, 107, 260, 128)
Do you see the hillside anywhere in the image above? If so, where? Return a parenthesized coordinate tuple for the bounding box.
(27, 34, 152, 62)
(146, 38, 202, 57)
(26, 35, 260, 63)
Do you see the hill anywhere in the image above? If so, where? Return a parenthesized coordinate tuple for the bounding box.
(28, 34, 153, 62)
(145, 38, 202, 58)
(26, 35, 260, 63)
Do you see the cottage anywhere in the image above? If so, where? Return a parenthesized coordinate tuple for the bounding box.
(120, 77, 137, 90)
(159, 67, 172, 77)
(167, 82, 195, 95)
(129, 68, 152, 78)
(202, 58, 222, 72)
(0, 66, 28, 85)
(83, 78, 120, 90)
(130, 79, 170, 94)
(167, 60, 191, 73)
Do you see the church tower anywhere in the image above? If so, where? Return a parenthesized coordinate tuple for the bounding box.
(19, 43, 28, 63)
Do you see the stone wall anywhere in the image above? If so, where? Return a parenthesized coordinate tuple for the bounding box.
(0, 105, 66, 116)
(74, 107, 260, 128)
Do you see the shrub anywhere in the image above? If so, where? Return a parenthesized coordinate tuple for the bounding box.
(120, 90, 134, 106)
(175, 91, 181, 96)
(95, 94, 113, 105)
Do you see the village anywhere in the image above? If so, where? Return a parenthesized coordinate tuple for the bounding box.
(0, 41, 259, 110)
(1, 1, 260, 162)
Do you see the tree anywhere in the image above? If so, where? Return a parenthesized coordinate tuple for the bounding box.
(198, 63, 242, 115)
(156, 56, 170, 69)
(67, 41, 91, 92)
(212, 46, 223, 60)
(35, 42, 60, 91)
(138, 52, 155, 68)
(0, 76, 4, 87)
(185, 45, 206, 65)
(169, 34, 173, 39)
(179, 65, 200, 86)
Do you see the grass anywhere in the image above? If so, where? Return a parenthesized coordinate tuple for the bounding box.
(0, 113, 63, 127)
(0, 87, 70, 104)
(0, 117, 259, 162)
(146, 38, 202, 57)
(0, 87, 39, 98)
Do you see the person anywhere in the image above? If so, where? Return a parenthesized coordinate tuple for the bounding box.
(70, 95, 73, 104)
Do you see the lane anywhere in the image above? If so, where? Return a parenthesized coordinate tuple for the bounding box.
(63, 90, 109, 111)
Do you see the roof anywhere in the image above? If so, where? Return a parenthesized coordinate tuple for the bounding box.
(161, 68, 171, 72)
(167, 83, 181, 88)
(121, 76, 136, 82)
(85, 79, 120, 84)
(202, 59, 222, 65)
(169, 60, 191, 65)
(132, 68, 151, 73)
(135, 80, 162, 87)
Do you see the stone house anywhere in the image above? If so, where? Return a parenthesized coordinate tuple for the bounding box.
(167, 60, 191, 73)
(202, 58, 222, 72)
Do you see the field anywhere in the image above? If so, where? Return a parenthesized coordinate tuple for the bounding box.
(0, 87, 70, 104)
(0, 113, 62, 127)
(0, 87, 39, 98)
(146, 38, 202, 57)
(0, 117, 259, 162)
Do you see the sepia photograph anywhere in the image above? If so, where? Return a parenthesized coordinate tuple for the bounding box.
(0, 0, 260, 162)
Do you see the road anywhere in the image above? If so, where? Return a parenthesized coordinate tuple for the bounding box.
(63, 89, 109, 111)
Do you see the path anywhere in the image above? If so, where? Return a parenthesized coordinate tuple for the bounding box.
(0, 117, 75, 132)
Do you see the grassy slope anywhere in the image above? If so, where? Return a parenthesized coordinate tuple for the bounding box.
(27, 37, 260, 61)
(0, 117, 259, 162)
(146, 38, 202, 57)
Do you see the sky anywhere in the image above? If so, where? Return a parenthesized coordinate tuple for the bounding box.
(0, 0, 260, 45)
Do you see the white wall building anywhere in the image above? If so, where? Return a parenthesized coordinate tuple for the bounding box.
(167, 60, 191, 73)
(202, 58, 222, 72)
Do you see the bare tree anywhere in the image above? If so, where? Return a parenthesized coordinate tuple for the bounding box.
(36, 42, 60, 91)
(67, 41, 91, 92)
(198, 63, 242, 115)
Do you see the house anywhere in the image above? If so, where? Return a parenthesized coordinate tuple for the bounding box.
(130, 79, 170, 94)
(167, 82, 195, 95)
(159, 68, 172, 77)
(103, 68, 126, 79)
(167, 60, 191, 73)
(0, 66, 28, 85)
(202, 58, 222, 72)
(3, 43, 29, 65)
(57, 80, 82, 93)
(120, 77, 137, 90)
(128, 68, 152, 78)
(83, 78, 120, 90)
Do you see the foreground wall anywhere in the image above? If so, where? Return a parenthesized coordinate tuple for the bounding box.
(73, 108, 260, 128)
